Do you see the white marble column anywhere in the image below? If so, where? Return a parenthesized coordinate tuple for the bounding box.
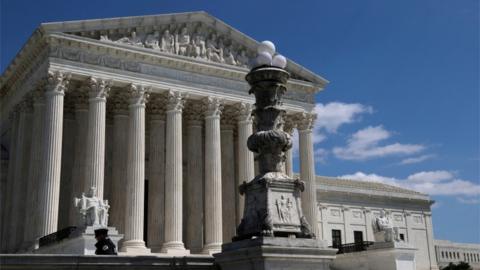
(58, 102, 76, 230)
(147, 94, 166, 252)
(283, 115, 296, 177)
(68, 91, 89, 225)
(109, 95, 129, 234)
(1, 110, 19, 252)
(221, 106, 236, 243)
(202, 97, 223, 255)
(297, 112, 320, 238)
(234, 102, 254, 225)
(84, 78, 111, 199)
(161, 91, 188, 255)
(9, 99, 33, 251)
(185, 101, 204, 253)
(23, 89, 46, 249)
(120, 84, 150, 254)
(38, 71, 70, 237)
(364, 208, 374, 241)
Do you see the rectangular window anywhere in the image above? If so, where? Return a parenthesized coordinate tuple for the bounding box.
(332, 229, 342, 248)
(354, 231, 363, 244)
(399, 233, 405, 241)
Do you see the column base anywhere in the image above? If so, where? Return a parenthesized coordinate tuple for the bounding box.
(160, 241, 190, 255)
(202, 242, 222, 255)
(119, 240, 151, 255)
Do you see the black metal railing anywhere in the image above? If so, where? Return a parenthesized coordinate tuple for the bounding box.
(38, 226, 77, 247)
(330, 241, 374, 254)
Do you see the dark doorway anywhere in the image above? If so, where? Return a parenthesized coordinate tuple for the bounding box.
(354, 231, 363, 244)
(332, 229, 342, 248)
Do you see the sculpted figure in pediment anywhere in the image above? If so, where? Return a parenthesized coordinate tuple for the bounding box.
(175, 26, 191, 56)
(236, 49, 249, 68)
(115, 31, 144, 48)
(160, 29, 175, 53)
(145, 31, 160, 50)
(224, 44, 237, 65)
(206, 33, 224, 63)
(100, 34, 111, 42)
(192, 33, 207, 59)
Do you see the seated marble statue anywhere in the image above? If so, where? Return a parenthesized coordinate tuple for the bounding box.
(160, 29, 175, 53)
(74, 187, 110, 227)
(373, 210, 400, 242)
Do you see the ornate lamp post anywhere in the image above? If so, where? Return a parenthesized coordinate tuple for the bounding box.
(215, 41, 335, 270)
(234, 41, 313, 240)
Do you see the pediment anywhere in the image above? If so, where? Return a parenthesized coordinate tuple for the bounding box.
(40, 12, 327, 88)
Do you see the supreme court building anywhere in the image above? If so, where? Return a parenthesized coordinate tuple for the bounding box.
(0, 12, 324, 255)
(3, 11, 475, 270)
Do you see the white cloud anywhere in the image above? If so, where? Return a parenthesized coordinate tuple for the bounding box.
(338, 170, 480, 197)
(313, 102, 372, 133)
(292, 102, 371, 162)
(457, 197, 480, 204)
(333, 126, 425, 161)
(399, 154, 435, 165)
(406, 170, 453, 183)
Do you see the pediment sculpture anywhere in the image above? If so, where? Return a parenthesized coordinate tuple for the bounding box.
(95, 22, 252, 68)
(74, 187, 110, 227)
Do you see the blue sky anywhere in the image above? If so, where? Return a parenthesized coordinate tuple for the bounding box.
(1, 0, 478, 243)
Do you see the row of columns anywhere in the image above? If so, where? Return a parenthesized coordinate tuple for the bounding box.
(1, 70, 320, 254)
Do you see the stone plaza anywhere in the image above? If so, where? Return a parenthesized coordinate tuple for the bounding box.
(0, 11, 478, 270)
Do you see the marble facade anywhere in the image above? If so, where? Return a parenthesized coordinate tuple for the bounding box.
(0, 12, 326, 255)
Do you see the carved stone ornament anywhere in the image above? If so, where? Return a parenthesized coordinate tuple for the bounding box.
(372, 210, 401, 243)
(128, 84, 150, 106)
(46, 70, 71, 94)
(234, 65, 313, 241)
(87, 77, 112, 99)
(74, 187, 110, 228)
(94, 23, 253, 68)
(202, 96, 223, 117)
(165, 90, 186, 112)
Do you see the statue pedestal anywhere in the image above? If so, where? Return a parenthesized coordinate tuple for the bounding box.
(331, 241, 417, 270)
(214, 237, 337, 270)
(35, 226, 123, 255)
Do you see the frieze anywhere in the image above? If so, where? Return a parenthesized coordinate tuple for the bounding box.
(48, 45, 315, 105)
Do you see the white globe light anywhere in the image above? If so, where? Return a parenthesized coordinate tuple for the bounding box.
(257, 40, 276, 57)
(255, 51, 272, 67)
(272, 54, 287, 68)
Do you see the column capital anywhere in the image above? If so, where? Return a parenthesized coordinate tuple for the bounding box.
(221, 105, 237, 129)
(18, 98, 33, 113)
(165, 90, 186, 113)
(147, 93, 167, 120)
(295, 112, 316, 131)
(86, 77, 112, 99)
(234, 102, 253, 122)
(284, 114, 297, 134)
(184, 100, 204, 123)
(128, 84, 150, 107)
(46, 70, 71, 95)
(202, 96, 223, 118)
